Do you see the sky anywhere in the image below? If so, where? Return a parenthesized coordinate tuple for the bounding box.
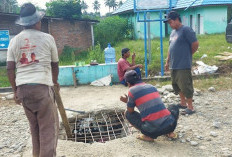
(17, 0, 125, 15)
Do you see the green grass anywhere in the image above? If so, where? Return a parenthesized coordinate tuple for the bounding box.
(59, 33, 232, 76)
(114, 33, 232, 75)
(0, 67, 10, 87)
(193, 75, 232, 91)
(147, 74, 232, 91)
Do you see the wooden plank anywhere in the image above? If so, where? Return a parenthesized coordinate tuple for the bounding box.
(72, 67, 77, 88)
(218, 52, 232, 56)
(214, 55, 232, 61)
(54, 86, 72, 139)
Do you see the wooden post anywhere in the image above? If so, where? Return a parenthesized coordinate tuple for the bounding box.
(72, 67, 77, 88)
(53, 86, 72, 139)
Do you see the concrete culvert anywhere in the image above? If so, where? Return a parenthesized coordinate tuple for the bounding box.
(59, 109, 133, 143)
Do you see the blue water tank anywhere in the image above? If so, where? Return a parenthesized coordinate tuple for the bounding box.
(104, 43, 116, 64)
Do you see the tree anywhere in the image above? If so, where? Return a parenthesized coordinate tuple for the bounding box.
(104, 0, 111, 12)
(46, 0, 82, 19)
(93, 0, 100, 13)
(81, 0, 88, 13)
(94, 16, 133, 47)
(0, 0, 19, 13)
(118, 0, 123, 7)
(110, 0, 118, 11)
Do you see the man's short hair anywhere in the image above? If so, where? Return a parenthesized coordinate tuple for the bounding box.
(164, 11, 182, 23)
(124, 70, 142, 85)
(121, 48, 130, 56)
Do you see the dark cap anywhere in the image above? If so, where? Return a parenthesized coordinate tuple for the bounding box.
(124, 70, 142, 85)
(163, 11, 180, 23)
(121, 48, 130, 56)
(16, 3, 45, 26)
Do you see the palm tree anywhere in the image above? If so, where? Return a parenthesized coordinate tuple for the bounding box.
(93, 0, 100, 13)
(110, 0, 118, 11)
(81, 1, 88, 13)
(104, 0, 111, 12)
(118, 0, 123, 7)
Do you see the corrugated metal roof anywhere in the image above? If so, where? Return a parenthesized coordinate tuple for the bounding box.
(113, 0, 134, 14)
(202, 0, 232, 5)
(113, 0, 178, 15)
(175, 0, 232, 9)
(113, 0, 232, 14)
(175, 0, 203, 9)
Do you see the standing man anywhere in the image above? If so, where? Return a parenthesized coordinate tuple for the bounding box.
(120, 70, 179, 141)
(117, 48, 143, 86)
(7, 3, 59, 157)
(164, 11, 199, 115)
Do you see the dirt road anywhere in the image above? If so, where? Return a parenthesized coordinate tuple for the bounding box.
(0, 85, 232, 157)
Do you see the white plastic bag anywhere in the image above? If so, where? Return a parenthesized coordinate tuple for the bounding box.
(90, 75, 112, 86)
(193, 61, 218, 74)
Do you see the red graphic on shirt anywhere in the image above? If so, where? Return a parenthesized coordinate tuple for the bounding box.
(29, 53, 39, 63)
(20, 53, 29, 64)
(20, 39, 36, 50)
(19, 39, 39, 67)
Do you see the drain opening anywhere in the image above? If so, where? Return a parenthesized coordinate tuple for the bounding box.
(59, 109, 133, 143)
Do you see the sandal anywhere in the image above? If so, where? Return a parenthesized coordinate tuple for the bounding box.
(136, 134, 154, 142)
(176, 103, 187, 109)
(181, 108, 196, 115)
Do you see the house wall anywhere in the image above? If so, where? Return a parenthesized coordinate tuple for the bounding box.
(49, 19, 93, 55)
(174, 5, 227, 35)
(203, 6, 227, 34)
(134, 12, 166, 39)
(119, 5, 228, 39)
(120, 12, 166, 39)
(0, 14, 94, 64)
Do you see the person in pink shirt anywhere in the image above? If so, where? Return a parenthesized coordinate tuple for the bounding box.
(117, 48, 143, 86)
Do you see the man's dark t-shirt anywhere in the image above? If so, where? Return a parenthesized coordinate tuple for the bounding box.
(169, 25, 197, 70)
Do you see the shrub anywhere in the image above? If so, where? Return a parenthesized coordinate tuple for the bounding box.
(46, 0, 82, 19)
(59, 46, 76, 65)
(75, 43, 104, 64)
(94, 16, 133, 48)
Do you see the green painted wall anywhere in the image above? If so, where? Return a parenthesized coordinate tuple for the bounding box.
(119, 12, 166, 39)
(134, 12, 166, 39)
(175, 6, 227, 34)
(119, 5, 228, 39)
(203, 6, 227, 34)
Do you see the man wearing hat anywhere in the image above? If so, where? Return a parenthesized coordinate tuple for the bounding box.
(120, 70, 179, 141)
(7, 3, 59, 157)
(164, 11, 199, 115)
(117, 48, 143, 86)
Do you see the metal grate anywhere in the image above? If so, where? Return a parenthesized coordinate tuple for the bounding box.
(62, 109, 133, 143)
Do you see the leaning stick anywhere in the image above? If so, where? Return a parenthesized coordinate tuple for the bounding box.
(54, 86, 72, 139)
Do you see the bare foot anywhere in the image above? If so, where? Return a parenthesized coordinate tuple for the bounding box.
(167, 132, 178, 139)
(136, 134, 154, 142)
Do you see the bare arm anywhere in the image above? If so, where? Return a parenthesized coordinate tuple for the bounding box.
(165, 51, 170, 71)
(131, 52, 136, 65)
(7, 61, 21, 104)
(120, 94, 135, 113)
(192, 41, 199, 54)
(51, 62, 59, 89)
(7, 61, 17, 92)
(126, 64, 143, 71)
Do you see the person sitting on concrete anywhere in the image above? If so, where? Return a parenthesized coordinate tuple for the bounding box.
(120, 70, 179, 141)
(117, 48, 142, 86)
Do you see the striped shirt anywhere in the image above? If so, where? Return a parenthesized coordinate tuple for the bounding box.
(127, 82, 172, 127)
